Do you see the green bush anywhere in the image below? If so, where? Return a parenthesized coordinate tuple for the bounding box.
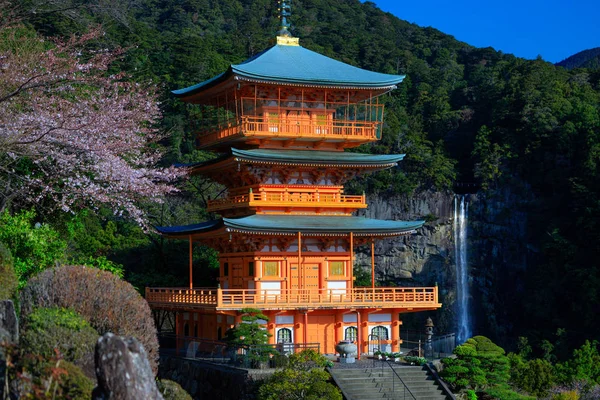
(20, 307, 98, 378)
(0, 242, 17, 300)
(484, 383, 537, 400)
(258, 368, 341, 400)
(0, 209, 67, 287)
(19, 265, 159, 374)
(509, 353, 555, 397)
(157, 379, 192, 400)
(54, 361, 95, 400)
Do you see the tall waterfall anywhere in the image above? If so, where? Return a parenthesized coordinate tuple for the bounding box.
(454, 195, 471, 343)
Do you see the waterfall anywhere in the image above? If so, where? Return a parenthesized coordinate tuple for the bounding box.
(454, 195, 471, 343)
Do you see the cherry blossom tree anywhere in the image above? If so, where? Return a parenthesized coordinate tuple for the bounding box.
(0, 23, 184, 225)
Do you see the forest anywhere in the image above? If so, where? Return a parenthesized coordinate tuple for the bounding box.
(1, 0, 600, 398)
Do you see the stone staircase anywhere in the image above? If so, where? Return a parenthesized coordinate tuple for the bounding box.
(329, 364, 452, 400)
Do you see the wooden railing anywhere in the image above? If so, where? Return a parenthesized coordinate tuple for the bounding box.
(207, 189, 366, 212)
(195, 117, 380, 148)
(146, 287, 440, 311)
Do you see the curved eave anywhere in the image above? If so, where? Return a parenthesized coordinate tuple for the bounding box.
(155, 216, 425, 238)
(223, 215, 425, 237)
(155, 219, 223, 237)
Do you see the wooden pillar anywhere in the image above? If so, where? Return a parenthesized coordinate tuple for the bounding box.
(298, 232, 302, 288)
(349, 232, 354, 289)
(267, 312, 276, 345)
(294, 312, 304, 349)
(371, 238, 375, 288)
(189, 235, 193, 289)
(391, 311, 401, 353)
(303, 311, 308, 345)
(335, 312, 344, 346)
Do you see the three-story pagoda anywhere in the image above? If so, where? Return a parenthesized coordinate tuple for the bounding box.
(146, 25, 441, 356)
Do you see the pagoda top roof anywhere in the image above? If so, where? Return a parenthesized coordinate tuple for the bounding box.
(181, 148, 406, 169)
(173, 44, 405, 98)
(156, 215, 424, 237)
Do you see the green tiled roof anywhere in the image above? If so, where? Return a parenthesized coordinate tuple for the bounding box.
(156, 215, 424, 236)
(179, 148, 405, 169)
(173, 44, 405, 97)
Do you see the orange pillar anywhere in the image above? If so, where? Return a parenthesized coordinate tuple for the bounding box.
(295, 312, 304, 348)
(298, 232, 302, 289)
(391, 311, 401, 353)
(335, 312, 344, 347)
(267, 312, 276, 345)
(359, 310, 369, 358)
(349, 232, 354, 289)
(189, 235, 193, 289)
(371, 238, 375, 288)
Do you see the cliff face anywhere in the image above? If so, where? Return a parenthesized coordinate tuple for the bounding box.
(359, 186, 536, 344)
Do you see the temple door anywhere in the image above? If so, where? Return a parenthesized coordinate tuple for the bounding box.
(231, 262, 243, 288)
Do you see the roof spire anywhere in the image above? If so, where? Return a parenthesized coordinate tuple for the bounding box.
(277, 0, 299, 46)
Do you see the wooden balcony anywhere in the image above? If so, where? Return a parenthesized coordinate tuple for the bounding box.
(195, 117, 380, 149)
(145, 287, 440, 311)
(207, 189, 367, 213)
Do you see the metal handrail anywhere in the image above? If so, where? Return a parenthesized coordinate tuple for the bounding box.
(385, 361, 417, 400)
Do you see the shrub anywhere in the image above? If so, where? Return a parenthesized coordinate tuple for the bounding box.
(157, 379, 193, 400)
(258, 368, 342, 400)
(552, 391, 580, 400)
(19, 265, 159, 373)
(509, 353, 555, 397)
(0, 242, 17, 300)
(20, 307, 98, 378)
(0, 209, 67, 287)
(54, 361, 95, 400)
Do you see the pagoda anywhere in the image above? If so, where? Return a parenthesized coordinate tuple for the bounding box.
(146, 4, 441, 356)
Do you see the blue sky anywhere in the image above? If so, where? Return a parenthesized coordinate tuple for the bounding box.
(369, 0, 600, 63)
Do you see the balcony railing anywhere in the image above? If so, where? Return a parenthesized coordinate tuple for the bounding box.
(195, 117, 380, 148)
(146, 287, 440, 311)
(207, 189, 366, 212)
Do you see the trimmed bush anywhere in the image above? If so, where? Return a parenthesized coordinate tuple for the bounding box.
(157, 379, 192, 400)
(0, 242, 17, 300)
(20, 265, 159, 373)
(20, 307, 98, 378)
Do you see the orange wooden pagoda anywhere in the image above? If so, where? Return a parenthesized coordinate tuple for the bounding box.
(146, 28, 441, 355)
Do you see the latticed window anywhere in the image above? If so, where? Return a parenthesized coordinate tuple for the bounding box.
(345, 326, 358, 341)
(371, 326, 389, 340)
(263, 261, 278, 276)
(330, 261, 344, 276)
(277, 328, 292, 344)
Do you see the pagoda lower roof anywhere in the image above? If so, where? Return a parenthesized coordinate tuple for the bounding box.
(173, 44, 405, 98)
(182, 148, 406, 170)
(156, 215, 424, 237)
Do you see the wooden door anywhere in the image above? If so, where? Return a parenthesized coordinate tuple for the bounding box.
(231, 263, 243, 288)
(290, 263, 320, 291)
(306, 315, 335, 353)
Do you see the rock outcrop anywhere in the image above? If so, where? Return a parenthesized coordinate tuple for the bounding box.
(93, 333, 164, 400)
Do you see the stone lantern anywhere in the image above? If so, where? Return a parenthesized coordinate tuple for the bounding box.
(424, 317, 434, 359)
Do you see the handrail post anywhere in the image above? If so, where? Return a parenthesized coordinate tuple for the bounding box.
(217, 287, 223, 307)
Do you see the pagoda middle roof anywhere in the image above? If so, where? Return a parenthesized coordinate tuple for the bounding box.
(173, 44, 405, 97)
(183, 148, 406, 169)
(156, 215, 424, 237)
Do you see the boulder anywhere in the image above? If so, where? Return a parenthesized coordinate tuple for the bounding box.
(93, 333, 163, 400)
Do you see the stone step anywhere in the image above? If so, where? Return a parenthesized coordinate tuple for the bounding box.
(329, 365, 452, 400)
